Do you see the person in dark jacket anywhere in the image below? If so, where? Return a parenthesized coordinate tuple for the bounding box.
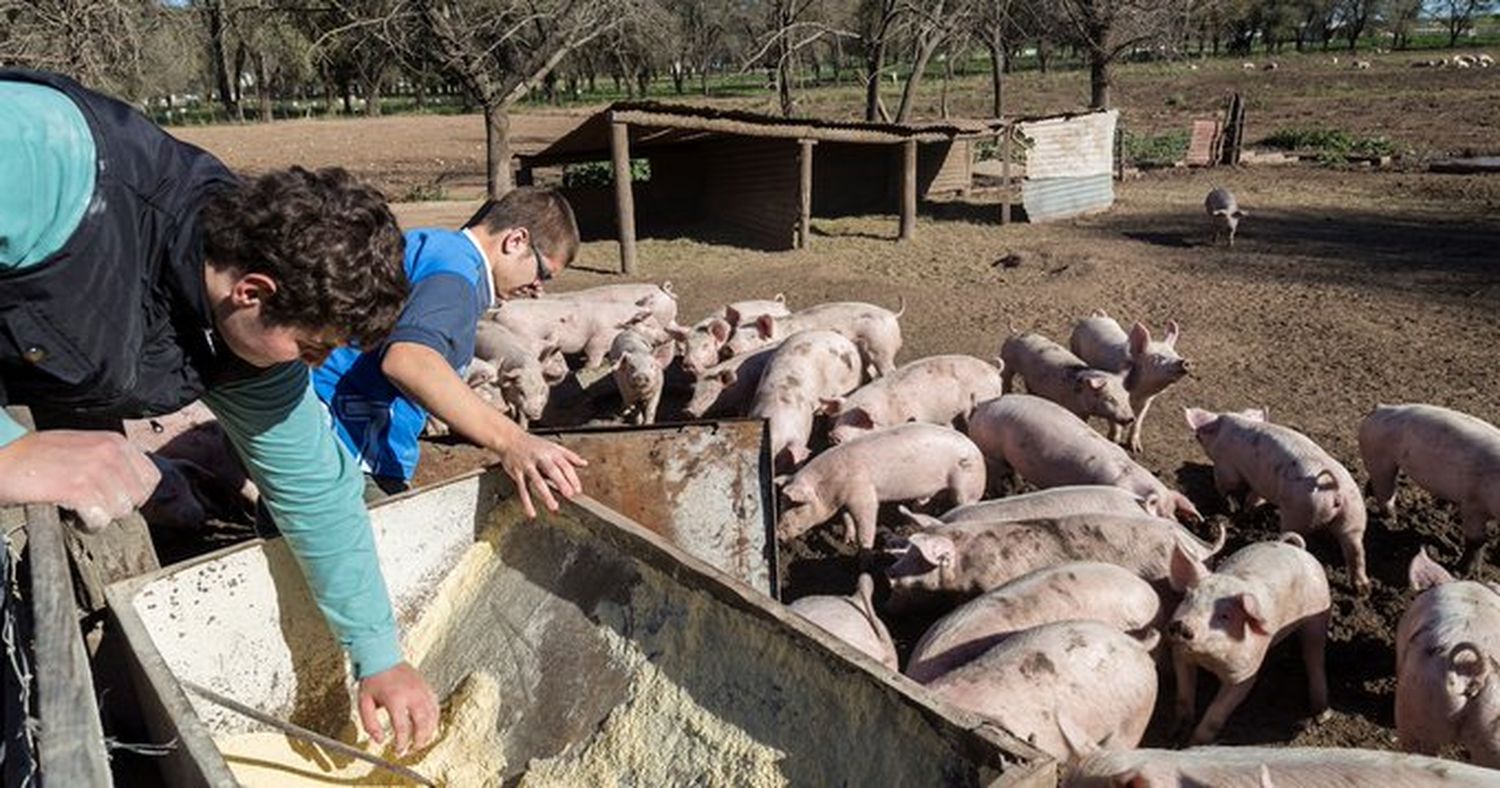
(0, 69, 582, 755)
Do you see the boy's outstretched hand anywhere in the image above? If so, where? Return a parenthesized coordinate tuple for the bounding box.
(497, 431, 587, 518)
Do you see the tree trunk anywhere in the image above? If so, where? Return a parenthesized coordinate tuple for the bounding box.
(1089, 50, 1110, 110)
(232, 44, 247, 122)
(864, 31, 887, 121)
(341, 77, 354, 115)
(895, 34, 940, 123)
(986, 37, 1005, 118)
(939, 52, 953, 119)
(414, 78, 427, 109)
(253, 52, 272, 122)
(321, 75, 336, 116)
(205, 1, 237, 120)
(484, 102, 514, 199)
(365, 74, 383, 117)
(1037, 38, 1051, 74)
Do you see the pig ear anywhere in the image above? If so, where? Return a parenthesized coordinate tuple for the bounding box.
(1128, 322, 1151, 357)
(1238, 592, 1270, 636)
(754, 314, 776, 339)
(781, 482, 810, 504)
(843, 407, 876, 431)
(818, 397, 846, 417)
(1449, 643, 1488, 697)
(1241, 408, 1268, 422)
(1409, 547, 1455, 591)
(1055, 713, 1100, 760)
(1140, 492, 1164, 517)
(465, 358, 499, 386)
(723, 306, 743, 328)
(499, 366, 525, 383)
(897, 505, 945, 529)
(1168, 540, 1210, 592)
(773, 292, 786, 304)
(1164, 319, 1181, 348)
(1184, 407, 1219, 432)
(717, 368, 738, 387)
(1233, 209, 1248, 219)
(708, 318, 733, 344)
(1076, 374, 1106, 392)
(907, 533, 956, 569)
(652, 343, 676, 369)
(1259, 764, 1275, 788)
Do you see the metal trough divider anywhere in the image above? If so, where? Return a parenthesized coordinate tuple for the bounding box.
(106, 467, 1055, 786)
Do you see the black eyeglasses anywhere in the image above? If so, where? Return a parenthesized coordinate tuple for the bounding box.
(531, 243, 552, 283)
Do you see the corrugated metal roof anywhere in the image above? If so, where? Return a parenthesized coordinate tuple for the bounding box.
(1022, 173, 1115, 223)
(1017, 110, 1117, 179)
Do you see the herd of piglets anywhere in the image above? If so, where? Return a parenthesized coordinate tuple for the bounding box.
(120, 277, 1500, 785)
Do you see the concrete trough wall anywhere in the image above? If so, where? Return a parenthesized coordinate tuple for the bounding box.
(106, 468, 1055, 786)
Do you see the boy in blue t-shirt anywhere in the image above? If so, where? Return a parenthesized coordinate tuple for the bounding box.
(313, 187, 587, 517)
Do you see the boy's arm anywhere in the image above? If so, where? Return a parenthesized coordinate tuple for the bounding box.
(380, 342, 585, 518)
(203, 361, 437, 752)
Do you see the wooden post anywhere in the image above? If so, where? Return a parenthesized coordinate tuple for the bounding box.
(899, 139, 917, 241)
(798, 139, 815, 250)
(1000, 128, 1012, 226)
(609, 117, 638, 274)
(2, 408, 112, 786)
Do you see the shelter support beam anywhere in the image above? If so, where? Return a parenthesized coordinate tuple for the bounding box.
(798, 139, 815, 250)
(609, 118, 638, 274)
(899, 139, 917, 241)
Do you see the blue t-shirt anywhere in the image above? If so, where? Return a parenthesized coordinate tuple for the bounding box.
(314, 228, 492, 480)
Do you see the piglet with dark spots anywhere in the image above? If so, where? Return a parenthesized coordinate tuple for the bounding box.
(749, 329, 864, 470)
(925, 620, 1160, 762)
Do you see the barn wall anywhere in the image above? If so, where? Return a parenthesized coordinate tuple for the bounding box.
(923, 140, 972, 196)
(700, 137, 800, 250)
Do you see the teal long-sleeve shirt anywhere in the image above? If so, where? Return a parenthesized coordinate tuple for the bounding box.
(0, 81, 402, 679)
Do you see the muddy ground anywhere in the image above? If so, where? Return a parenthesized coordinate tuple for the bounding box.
(396, 163, 1500, 754)
(163, 64, 1500, 758)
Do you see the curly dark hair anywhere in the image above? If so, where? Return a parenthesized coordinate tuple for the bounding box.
(200, 167, 408, 347)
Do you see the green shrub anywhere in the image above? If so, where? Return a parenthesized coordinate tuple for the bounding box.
(1122, 129, 1190, 167)
(1261, 127, 1395, 163)
(562, 159, 651, 187)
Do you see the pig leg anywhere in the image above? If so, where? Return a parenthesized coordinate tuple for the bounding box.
(1172, 649, 1200, 739)
(643, 387, 662, 426)
(1190, 676, 1257, 745)
(845, 486, 881, 550)
(1300, 610, 1331, 718)
(1125, 395, 1153, 454)
(1458, 502, 1493, 574)
(1362, 449, 1400, 516)
(1212, 463, 1249, 509)
(583, 335, 613, 369)
(1337, 528, 1372, 595)
(1000, 365, 1017, 394)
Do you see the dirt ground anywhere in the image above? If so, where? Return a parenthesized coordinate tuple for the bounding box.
(165, 69, 1500, 759)
(398, 163, 1500, 755)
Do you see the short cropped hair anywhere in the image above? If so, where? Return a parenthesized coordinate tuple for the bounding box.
(464, 187, 580, 266)
(200, 167, 408, 347)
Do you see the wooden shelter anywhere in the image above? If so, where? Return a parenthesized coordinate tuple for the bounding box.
(516, 102, 1007, 273)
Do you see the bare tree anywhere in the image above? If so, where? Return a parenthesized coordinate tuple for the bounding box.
(1440, 0, 1495, 47)
(972, 0, 1035, 117)
(743, 0, 855, 116)
(1050, 0, 1196, 109)
(854, 0, 905, 120)
(0, 0, 159, 99)
(1387, 0, 1422, 49)
(891, 0, 973, 121)
(416, 0, 627, 196)
(1333, 0, 1382, 51)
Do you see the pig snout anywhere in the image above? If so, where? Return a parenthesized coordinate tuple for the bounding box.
(1168, 619, 1196, 642)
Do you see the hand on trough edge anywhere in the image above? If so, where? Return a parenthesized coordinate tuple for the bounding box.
(498, 432, 587, 519)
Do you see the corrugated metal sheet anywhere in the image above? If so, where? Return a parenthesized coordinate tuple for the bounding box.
(1017, 110, 1117, 179)
(1022, 173, 1115, 223)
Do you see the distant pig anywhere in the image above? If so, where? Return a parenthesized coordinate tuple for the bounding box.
(925, 621, 1160, 762)
(1000, 331, 1134, 433)
(1062, 743, 1500, 787)
(1167, 534, 1331, 745)
(544, 281, 679, 329)
(748, 330, 863, 470)
(778, 423, 986, 549)
(1070, 312, 1193, 453)
(1186, 406, 1370, 593)
(681, 344, 780, 419)
(608, 329, 675, 425)
(488, 299, 657, 368)
(725, 298, 905, 379)
(1205, 187, 1246, 246)
(901, 485, 1162, 529)
(788, 574, 898, 670)
(1396, 548, 1500, 766)
(906, 562, 1161, 683)
(882, 512, 1225, 611)
(1360, 403, 1500, 572)
(822, 355, 1005, 445)
(673, 296, 791, 377)
(967, 394, 1201, 522)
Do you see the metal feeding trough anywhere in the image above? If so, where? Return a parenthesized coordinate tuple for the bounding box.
(104, 425, 1053, 786)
